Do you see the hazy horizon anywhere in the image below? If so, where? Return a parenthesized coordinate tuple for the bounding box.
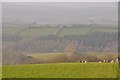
(2, 2, 118, 25)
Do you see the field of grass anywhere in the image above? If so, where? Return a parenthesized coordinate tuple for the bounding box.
(0, 66, 1, 79)
(3, 26, 118, 36)
(27, 53, 67, 60)
(2, 63, 118, 78)
(27, 52, 118, 61)
(3, 27, 28, 35)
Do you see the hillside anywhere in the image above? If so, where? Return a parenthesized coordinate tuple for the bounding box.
(2, 24, 118, 65)
(3, 24, 118, 36)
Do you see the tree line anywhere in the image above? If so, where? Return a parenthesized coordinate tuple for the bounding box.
(3, 32, 118, 53)
(2, 32, 118, 65)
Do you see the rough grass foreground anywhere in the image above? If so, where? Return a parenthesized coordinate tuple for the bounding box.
(2, 63, 118, 78)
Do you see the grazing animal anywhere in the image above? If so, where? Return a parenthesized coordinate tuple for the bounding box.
(99, 61, 102, 63)
(110, 60, 114, 63)
(82, 60, 85, 63)
(81, 60, 87, 63)
(103, 60, 108, 62)
(85, 61, 87, 63)
(78, 60, 82, 63)
(115, 58, 118, 62)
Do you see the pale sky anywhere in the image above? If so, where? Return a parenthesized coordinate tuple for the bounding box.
(2, 2, 118, 24)
(1, 0, 119, 2)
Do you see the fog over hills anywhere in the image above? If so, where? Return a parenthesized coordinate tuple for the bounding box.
(2, 2, 118, 25)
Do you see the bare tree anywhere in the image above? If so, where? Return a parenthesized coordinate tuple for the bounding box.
(64, 42, 76, 54)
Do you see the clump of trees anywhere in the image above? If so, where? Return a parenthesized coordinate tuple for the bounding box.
(3, 49, 27, 65)
(3, 32, 118, 53)
(2, 31, 118, 65)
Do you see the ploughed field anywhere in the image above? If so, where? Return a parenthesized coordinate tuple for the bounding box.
(2, 63, 118, 78)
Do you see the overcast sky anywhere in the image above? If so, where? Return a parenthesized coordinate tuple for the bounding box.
(2, 2, 118, 25)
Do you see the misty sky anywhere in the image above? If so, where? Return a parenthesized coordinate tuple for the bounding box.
(2, 2, 118, 24)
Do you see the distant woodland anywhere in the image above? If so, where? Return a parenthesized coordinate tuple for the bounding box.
(2, 24, 118, 65)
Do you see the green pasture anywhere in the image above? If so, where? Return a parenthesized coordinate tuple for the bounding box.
(3, 26, 118, 36)
(2, 63, 118, 78)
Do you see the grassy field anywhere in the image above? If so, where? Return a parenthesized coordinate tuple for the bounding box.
(3, 26, 118, 36)
(27, 53, 67, 60)
(27, 52, 118, 61)
(2, 63, 118, 78)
